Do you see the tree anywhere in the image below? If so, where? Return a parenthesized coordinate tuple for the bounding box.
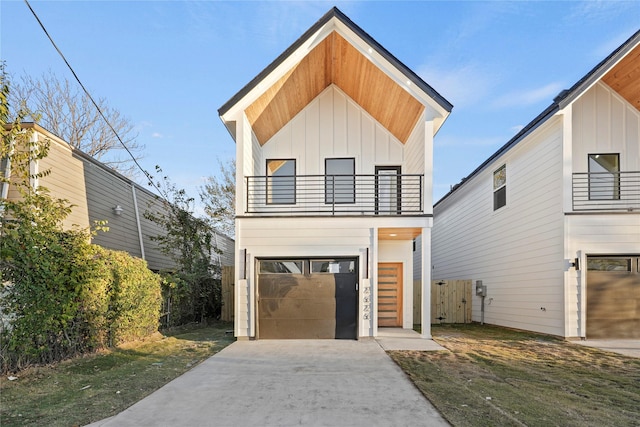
(1, 66, 92, 368)
(145, 167, 222, 326)
(8, 70, 143, 177)
(200, 158, 235, 238)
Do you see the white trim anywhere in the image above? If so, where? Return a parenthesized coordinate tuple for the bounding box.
(131, 184, 145, 260)
(561, 105, 574, 213)
(371, 227, 379, 337)
(421, 226, 432, 338)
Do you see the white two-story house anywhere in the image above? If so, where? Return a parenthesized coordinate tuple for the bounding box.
(432, 30, 640, 339)
(218, 7, 452, 340)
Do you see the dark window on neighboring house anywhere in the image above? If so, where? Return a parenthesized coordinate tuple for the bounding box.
(0, 157, 9, 198)
(588, 154, 620, 200)
(493, 164, 506, 210)
(266, 159, 296, 204)
(325, 158, 355, 204)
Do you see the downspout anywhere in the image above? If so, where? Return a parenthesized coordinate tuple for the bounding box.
(131, 184, 145, 260)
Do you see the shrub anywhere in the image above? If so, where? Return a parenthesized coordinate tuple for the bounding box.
(0, 239, 162, 372)
(99, 248, 162, 345)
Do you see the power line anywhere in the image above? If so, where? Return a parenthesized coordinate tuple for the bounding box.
(23, 0, 167, 200)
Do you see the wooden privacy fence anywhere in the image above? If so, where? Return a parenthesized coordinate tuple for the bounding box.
(431, 280, 472, 324)
(221, 266, 234, 322)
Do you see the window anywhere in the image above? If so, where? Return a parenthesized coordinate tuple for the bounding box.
(587, 257, 631, 272)
(588, 154, 620, 200)
(325, 158, 355, 204)
(493, 165, 506, 210)
(259, 260, 303, 274)
(0, 157, 8, 179)
(266, 159, 296, 204)
(311, 259, 355, 274)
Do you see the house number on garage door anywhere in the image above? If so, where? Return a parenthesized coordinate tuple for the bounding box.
(363, 285, 371, 320)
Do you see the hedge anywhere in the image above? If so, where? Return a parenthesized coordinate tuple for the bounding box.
(0, 240, 162, 373)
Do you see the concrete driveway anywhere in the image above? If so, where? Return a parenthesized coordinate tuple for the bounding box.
(88, 338, 449, 426)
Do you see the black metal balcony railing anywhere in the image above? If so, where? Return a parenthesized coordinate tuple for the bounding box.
(572, 171, 640, 211)
(245, 174, 423, 215)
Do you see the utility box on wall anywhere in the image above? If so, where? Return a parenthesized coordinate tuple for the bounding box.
(476, 280, 487, 297)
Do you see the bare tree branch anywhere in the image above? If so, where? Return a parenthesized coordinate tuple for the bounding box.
(200, 159, 235, 238)
(8, 70, 144, 177)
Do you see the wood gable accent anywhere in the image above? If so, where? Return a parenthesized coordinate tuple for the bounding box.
(245, 32, 425, 146)
(602, 43, 640, 111)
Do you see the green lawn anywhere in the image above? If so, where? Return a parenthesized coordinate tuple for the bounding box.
(0, 322, 234, 427)
(391, 324, 640, 427)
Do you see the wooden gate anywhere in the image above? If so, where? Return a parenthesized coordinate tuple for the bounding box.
(221, 266, 234, 322)
(431, 280, 472, 324)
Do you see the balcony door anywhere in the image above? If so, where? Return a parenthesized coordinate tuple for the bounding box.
(376, 166, 401, 214)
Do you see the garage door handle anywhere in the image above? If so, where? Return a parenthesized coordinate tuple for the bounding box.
(355, 283, 358, 291)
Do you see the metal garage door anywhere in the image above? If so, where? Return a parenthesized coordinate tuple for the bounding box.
(257, 259, 358, 339)
(587, 256, 640, 338)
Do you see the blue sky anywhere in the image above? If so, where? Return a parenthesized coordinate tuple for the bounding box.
(2, 1, 639, 208)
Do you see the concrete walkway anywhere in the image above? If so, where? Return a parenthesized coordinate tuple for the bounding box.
(376, 328, 448, 351)
(570, 339, 640, 358)
(87, 336, 449, 427)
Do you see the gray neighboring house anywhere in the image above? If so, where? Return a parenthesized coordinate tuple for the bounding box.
(1, 123, 234, 271)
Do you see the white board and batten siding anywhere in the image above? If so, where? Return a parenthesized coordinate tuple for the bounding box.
(260, 85, 425, 176)
(563, 82, 640, 337)
(572, 82, 640, 173)
(234, 84, 434, 338)
(433, 117, 566, 336)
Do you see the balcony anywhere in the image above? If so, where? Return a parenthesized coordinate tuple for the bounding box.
(245, 174, 424, 215)
(572, 171, 640, 211)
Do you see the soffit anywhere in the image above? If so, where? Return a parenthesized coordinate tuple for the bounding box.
(602, 43, 640, 111)
(245, 32, 425, 146)
(378, 227, 422, 241)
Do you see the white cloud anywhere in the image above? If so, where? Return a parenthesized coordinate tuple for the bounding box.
(510, 125, 525, 134)
(151, 132, 163, 138)
(418, 62, 500, 109)
(492, 82, 564, 109)
(592, 29, 638, 60)
(568, 0, 637, 23)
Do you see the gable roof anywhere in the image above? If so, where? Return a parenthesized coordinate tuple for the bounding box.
(435, 28, 640, 207)
(218, 7, 452, 146)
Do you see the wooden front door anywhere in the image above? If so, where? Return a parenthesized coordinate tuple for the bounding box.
(378, 263, 403, 327)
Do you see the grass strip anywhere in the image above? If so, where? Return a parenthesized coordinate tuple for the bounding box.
(390, 324, 640, 427)
(0, 322, 234, 427)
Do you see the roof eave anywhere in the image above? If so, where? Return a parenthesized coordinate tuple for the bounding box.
(435, 28, 640, 207)
(217, 7, 452, 123)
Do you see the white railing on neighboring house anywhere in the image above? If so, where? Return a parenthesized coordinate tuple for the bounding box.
(244, 174, 424, 216)
(572, 171, 640, 211)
